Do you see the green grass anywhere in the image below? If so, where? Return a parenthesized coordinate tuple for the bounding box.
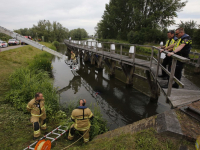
(0, 43, 108, 150)
(67, 128, 195, 150)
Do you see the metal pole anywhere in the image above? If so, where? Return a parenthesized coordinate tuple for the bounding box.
(167, 58, 177, 97)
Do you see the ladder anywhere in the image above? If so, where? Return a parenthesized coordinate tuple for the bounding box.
(23, 126, 68, 150)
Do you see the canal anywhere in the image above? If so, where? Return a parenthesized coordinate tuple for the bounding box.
(52, 44, 171, 130)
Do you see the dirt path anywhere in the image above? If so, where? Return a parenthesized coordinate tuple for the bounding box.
(0, 45, 25, 52)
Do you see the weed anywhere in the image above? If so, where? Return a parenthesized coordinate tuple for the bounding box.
(60, 101, 108, 140)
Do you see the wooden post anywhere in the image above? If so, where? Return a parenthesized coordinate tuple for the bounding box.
(97, 56, 103, 69)
(110, 60, 116, 77)
(120, 45, 122, 61)
(84, 51, 90, 62)
(95, 41, 97, 53)
(90, 53, 95, 65)
(146, 70, 159, 101)
(102, 43, 104, 56)
(150, 47, 154, 68)
(121, 63, 135, 86)
(132, 46, 136, 66)
(155, 50, 161, 80)
(197, 54, 200, 67)
(167, 58, 177, 97)
(104, 58, 116, 77)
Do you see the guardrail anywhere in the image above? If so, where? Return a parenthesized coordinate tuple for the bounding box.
(0, 26, 67, 59)
(64, 39, 191, 97)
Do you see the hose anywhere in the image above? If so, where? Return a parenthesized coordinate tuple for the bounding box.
(61, 129, 89, 150)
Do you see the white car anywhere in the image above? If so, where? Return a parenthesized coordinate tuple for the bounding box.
(8, 39, 19, 46)
(0, 41, 8, 48)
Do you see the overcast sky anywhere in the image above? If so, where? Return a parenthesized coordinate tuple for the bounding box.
(0, 0, 200, 35)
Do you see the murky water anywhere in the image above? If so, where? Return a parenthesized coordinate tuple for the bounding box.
(184, 64, 200, 88)
(52, 44, 171, 130)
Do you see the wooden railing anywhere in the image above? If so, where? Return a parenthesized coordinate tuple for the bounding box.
(64, 40, 192, 97)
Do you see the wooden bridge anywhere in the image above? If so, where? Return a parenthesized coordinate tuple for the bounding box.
(64, 40, 200, 108)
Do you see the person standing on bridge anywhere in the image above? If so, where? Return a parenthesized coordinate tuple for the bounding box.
(68, 99, 94, 143)
(159, 30, 178, 80)
(165, 28, 192, 88)
(27, 92, 47, 140)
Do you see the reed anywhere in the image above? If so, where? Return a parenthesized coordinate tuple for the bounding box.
(5, 67, 59, 120)
(60, 101, 108, 140)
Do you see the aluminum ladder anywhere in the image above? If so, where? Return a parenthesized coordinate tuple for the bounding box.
(0, 26, 68, 60)
(23, 125, 68, 150)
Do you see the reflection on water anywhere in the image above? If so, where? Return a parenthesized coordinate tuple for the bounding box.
(52, 44, 171, 130)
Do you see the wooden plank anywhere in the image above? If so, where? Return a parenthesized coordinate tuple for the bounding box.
(164, 89, 200, 107)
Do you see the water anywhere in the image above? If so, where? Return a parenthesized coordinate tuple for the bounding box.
(52, 44, 171, 130)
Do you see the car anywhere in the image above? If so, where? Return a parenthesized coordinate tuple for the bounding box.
(21, 36, 32, 45)
(0, 41, 8, 48)
(8, 39, 19, 46)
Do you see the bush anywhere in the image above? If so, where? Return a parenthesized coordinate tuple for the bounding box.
(61, 101, 108, 140)
(52, 41, 60, 49)
(5, 68, 59, 121)
(127, 31, 134, 44)
(29, 52, 52, 74)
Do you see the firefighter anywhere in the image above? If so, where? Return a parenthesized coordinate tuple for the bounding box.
(70, 51, 77, 70)
(68, 99, 94, 143)
(27, 92, 46, 140)
(159, 30, 178, 79)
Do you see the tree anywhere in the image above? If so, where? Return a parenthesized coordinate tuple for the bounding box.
(69, 28, 88, 40)
(14, 20, 69, 42)
(95, 0, 187, 42)
(177, 20, 198, 38)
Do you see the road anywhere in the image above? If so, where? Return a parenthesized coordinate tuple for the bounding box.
(0, 45, 25, 52)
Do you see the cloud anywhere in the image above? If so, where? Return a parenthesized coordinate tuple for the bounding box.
(0, 0, 109, 35)
(0, 0, 200, 35)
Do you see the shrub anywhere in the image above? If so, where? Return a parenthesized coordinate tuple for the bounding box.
(52, 41, 60, 49)
(29, 52, 52, 74)
(127, 31, 134, 44)
(5, 67, 59, 121)
(61, 101, 108, 140)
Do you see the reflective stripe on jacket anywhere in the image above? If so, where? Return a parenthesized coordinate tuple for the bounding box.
(71, 53, 76, 60)
(27, 98, 45, 117)
(165, 36, 178, 47)
(71, 106, 93, 131)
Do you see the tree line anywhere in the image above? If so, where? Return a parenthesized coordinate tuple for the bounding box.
(14, 20, 88, 42)
(95, 0, 190, 44)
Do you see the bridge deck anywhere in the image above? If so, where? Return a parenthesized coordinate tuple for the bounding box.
(66, 43, 200, 108)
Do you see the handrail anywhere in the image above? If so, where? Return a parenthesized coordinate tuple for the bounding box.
(153, 46, 190, 63)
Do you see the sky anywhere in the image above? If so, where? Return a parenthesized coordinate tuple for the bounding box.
(0, 0, 200, 35)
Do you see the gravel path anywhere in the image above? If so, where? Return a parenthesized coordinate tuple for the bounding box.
(0, 45, 25, 52)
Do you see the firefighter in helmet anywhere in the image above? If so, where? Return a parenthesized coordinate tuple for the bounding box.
(27, 92, 46, 140)
(68, 99, 94, 143)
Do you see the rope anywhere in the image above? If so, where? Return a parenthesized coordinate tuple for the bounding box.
(61, 129, 89, 150)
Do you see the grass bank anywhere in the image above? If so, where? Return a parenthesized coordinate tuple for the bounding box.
(0, 43, 108, 150)
(0, 43, 60, 149)
(65, 128, 195, 150)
